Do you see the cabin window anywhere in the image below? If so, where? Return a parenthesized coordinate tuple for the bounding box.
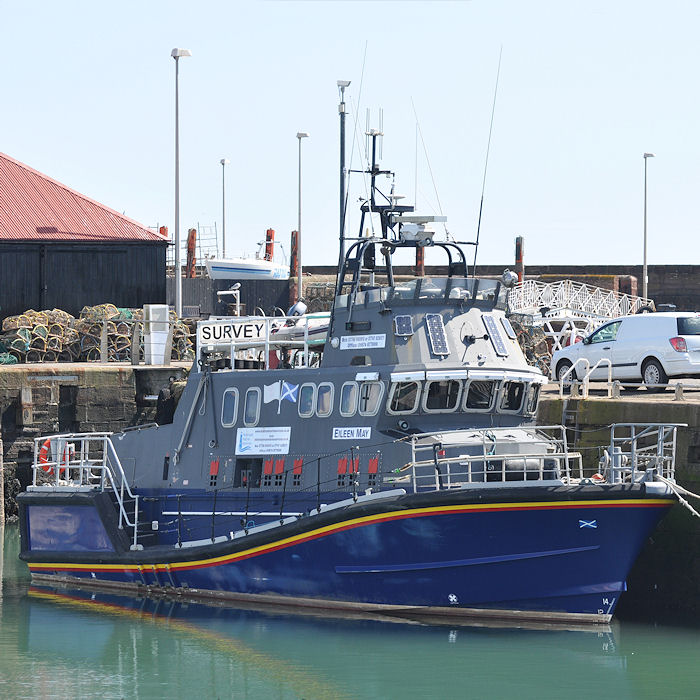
(298, 383, 316, 418)
(340, 382, 358, 417)
(525, 384, 540, 415)
(464, 380, 496, 411)
(423, 380, 462, 413)
(316, 383, 334, 417)
(387, 381, 421, 414)
(358, 381, 384, 416)
(499, 381, 525, 413)
(221, 388, 239, 427)
(243, 387, 261, 426)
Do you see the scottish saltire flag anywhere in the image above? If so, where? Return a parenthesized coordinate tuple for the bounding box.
(263, 382, 281, 404)
(281, 381, 299, 403)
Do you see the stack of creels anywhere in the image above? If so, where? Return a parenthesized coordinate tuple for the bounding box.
(0, 305, 195, 364)
(76, 304, 137, 362)
(0, 309, 79, 363)
(507, 315, 552, 376)
(170, 312, 195, 362)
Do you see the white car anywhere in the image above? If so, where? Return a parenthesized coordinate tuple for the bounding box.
(550, 312, 700, 391)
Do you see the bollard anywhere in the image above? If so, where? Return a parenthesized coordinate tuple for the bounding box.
(674, 383, 685, 401)
(571, 381, 581, 398)
(611, 381, 621, 399)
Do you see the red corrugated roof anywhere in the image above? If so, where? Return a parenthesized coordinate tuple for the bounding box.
(0, 152, 167, 243)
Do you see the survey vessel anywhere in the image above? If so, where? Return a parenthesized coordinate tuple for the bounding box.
(18, 130, 682, 624)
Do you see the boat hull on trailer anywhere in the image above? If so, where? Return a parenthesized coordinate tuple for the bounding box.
(204, 256, 289, 281)
(19, 484, 673, 624)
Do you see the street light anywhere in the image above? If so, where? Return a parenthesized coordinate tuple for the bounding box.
(337, 80, 351, 265)
(296, 131, 309, 301)
(171, 47, 192, 318)
(220, 158, 230, 258)
(643, 152, 655, 300)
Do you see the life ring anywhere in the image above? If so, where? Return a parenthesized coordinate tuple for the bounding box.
(38, 439, 53, 473)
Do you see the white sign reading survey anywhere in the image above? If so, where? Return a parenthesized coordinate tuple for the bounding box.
(198, 320, 267, 348)
(339, 334, 386, 350)
(235, 427, 291, 455)
(332, 427, 372, 440)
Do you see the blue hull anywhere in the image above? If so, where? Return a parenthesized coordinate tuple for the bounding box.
(19, 486, 673, 622)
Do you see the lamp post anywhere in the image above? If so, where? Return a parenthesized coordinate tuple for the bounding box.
(643, 152, 655, 300)
(337, 80, 350, 264)
(171, 47, 192, 318)
(220, 158, 230, 258)
(296, 131, 309, 301)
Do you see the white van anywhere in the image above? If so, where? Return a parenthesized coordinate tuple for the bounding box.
(550, 312, 700, 390)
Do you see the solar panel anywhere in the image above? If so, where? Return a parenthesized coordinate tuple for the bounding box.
(425, 314, 450, 356)
(394, 315, 414, 336)
(482, 314, 509, 357)
(500, 316, 517, 340)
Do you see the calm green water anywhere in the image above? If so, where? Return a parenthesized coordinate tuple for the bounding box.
(0, 525, 698, 700)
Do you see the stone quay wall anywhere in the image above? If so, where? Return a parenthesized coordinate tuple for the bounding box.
(0, 364, 185, 519)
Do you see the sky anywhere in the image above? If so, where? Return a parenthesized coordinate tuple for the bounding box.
(2, 0, 699, 269)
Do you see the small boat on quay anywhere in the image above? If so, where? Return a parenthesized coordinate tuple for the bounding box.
(18, 130, 684, 625)
(204, 249, 289, 281)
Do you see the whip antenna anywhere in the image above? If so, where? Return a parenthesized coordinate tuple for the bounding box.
(472, 46, 502, 277)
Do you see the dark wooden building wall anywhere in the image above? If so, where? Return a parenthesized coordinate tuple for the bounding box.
(167, 277, 290, 317)
(0, 242, 167, 319)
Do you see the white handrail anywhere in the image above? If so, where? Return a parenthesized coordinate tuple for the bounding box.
(31, 433, 141, 550)
(509, 279, 654, 319)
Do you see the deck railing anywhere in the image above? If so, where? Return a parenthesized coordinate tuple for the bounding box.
(400, 426, 583, 492)
(601, 423, 685, 483)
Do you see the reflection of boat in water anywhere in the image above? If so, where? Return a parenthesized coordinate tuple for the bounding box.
(19, 582, 632, 700)
(205, 255, 289, 281)
(18, 117, 683, 625)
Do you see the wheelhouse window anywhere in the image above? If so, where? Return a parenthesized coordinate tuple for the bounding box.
(387, 381, 421, 414)
(358, 381, 384, 416)
(423, 380, 461, 413)
(316, 383, 334, 417)
(463, 380, 496, 411)
(499, 381, 525, 413)
(298, 383, 316, 418)
(243, 387, 261, 426)
(340, 382, 358, 417)
(525, 384, 540, 415)
(221, 388, 239, 427)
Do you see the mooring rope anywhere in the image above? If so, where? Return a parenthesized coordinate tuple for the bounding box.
(657, 475, 700, 519)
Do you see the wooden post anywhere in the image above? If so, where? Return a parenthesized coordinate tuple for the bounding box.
(289, 230, 299, 305)
(515, 236, 525, 283)
(265, 228, 275, 261)
(415, 246, 425, 277)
